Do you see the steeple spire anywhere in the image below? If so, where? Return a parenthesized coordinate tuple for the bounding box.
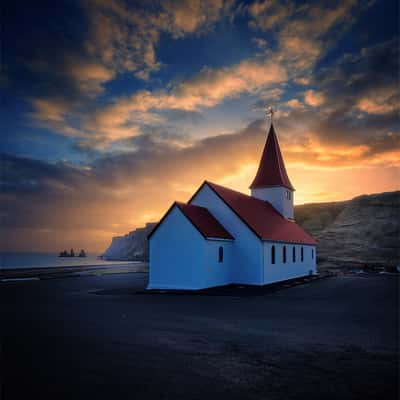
(250, 123, 294, 191)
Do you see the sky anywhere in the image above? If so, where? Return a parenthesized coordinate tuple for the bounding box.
(1, 0, 399, 253)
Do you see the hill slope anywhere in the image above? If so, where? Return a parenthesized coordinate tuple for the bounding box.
(296, 191, 399, 270)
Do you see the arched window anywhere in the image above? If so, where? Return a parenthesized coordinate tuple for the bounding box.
(292, 246, 296, 262)
(218, 246, 224, 263)
(301, 247, 304, 262)
(283, 246, 286, 263)
(271, 245, 275, 264)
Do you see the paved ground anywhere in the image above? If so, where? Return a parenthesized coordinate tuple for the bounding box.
(1, 272, 398, 399)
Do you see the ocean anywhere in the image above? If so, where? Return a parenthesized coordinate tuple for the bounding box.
(0, 252, 139, 270)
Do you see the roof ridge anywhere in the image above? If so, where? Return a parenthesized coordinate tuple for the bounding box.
(176, 201, 206, 210)
(149, 199, 234, 240)
(199, 181, 316, 245)
(206, 181, 287, 218)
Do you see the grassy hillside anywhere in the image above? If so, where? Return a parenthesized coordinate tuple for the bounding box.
(295, 201, 347, 236)
(295, 191, 400, 271)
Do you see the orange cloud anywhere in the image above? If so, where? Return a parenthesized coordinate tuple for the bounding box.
(357, 99, 394, 114)
(165, 0, 227, 37)
(30, 99, 68, 122)
(83, 58, 287, 143)
(304, 90, 325, 107)
(247, 0, 295, 30)
(67, 61, 115, 96)
(356, 87, 400, 115)
(286, 98, 304, 109)
(275, 0, 358, 74)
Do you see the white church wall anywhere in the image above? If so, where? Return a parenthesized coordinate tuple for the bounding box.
(251, 187, 294, 219)
(262, 242, 317, 284)
(190, 184, 263, 285)
(148, 206, 206, 290)
(202, 240, 234, 288)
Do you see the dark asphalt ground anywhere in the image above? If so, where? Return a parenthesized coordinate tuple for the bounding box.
(1, 272, 398, 400)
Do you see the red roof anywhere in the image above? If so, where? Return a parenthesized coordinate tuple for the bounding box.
(176, 202, 234, 240)
(190, 182, 316, 245)
(250, 124, 294, 190)
(148, 202, 234, 240)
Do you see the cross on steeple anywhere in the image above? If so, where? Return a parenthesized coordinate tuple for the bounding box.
(265, 106, 275, 124)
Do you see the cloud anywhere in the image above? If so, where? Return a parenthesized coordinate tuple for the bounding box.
(247, 0, 295, 30)
(30, 99, 69, 123)
(6, 0, 233, 142)
(76, 0, 367, 146)
(313, 39, 399, 107)
(66, 60, 115, 97)
(356, 87, 399, 115)
(164, 0, 229, 37)
(2, 99, 399, 251)
(15, 0, 375, 152)
(304, 90, 325, 107)
(172, 58, 287, 108)
(84, 0, 232, 80)
(295, 76, 311, 85)
(252, 37, 267, 48)
(81, 57, 287, 144)
(307, 39, 400, 149)
(286, 99, 304, 109)
(245, 0, 364, 76)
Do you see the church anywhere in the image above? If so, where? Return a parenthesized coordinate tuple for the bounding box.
(147, 120, 317, 290)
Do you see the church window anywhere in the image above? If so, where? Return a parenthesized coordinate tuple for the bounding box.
(283, 246, 287, 263)
(218, 246, 224, 263)
(301, 247, 304, 262)
(271, 245, 275, 264)
(292, 246, 296, 262)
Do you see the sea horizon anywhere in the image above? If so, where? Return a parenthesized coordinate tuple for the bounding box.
(0, 251, 140, 270)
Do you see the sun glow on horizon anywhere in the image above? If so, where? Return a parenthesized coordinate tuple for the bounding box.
(1, 0, 398, 252)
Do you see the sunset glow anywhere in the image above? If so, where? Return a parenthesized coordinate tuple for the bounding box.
(1, 0, 399, 252)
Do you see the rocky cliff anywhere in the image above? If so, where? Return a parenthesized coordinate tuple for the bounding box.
(103, 191, 399, 268)
(102, 223, 156, 261)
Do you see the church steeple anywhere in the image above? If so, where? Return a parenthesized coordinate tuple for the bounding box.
(250, 123, 294, 191)
(250, 122, 295, 219)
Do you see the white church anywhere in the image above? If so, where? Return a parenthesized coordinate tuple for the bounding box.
(147, 120, 317, 290)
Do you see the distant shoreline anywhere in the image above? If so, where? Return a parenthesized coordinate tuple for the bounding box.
(0, 262, 149, 280)
(1, 261, 142, 272)
(0, 251, 146, 271)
